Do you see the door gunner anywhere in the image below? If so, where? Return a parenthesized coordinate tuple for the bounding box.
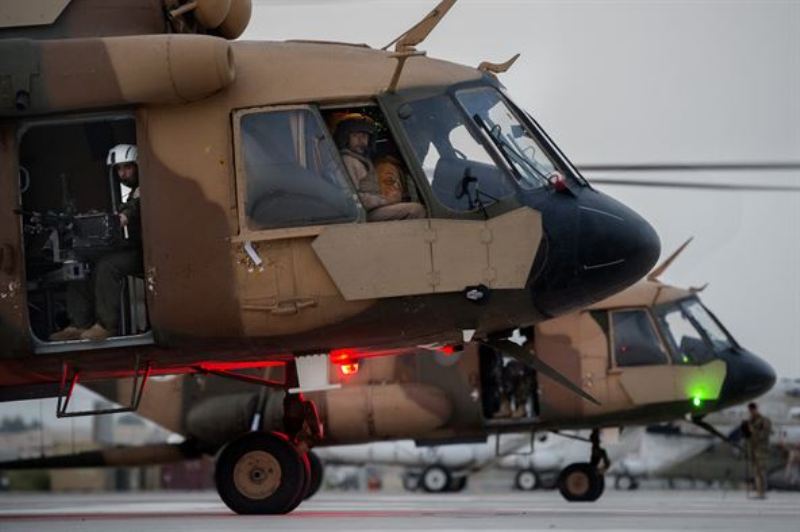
(50, 144, 143, 342)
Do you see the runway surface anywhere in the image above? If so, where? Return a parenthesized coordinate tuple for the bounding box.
(1, 490, 798, 531)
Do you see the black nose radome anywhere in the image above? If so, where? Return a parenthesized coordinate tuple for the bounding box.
(527, 188, 661, 316)
(718, 349, 777, 407)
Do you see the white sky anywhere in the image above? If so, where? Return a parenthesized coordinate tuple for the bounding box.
(247, 0, 800, 377)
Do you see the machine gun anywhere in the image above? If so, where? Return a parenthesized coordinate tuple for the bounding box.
(17, 209, 126, 286)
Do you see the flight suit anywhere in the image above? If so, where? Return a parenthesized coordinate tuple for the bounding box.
(340, 149, 425, 221)
(66, 188, 143, 335)
(747, 413, 772, 498)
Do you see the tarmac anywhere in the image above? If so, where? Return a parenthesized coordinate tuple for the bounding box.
(0, 490, 798, 531)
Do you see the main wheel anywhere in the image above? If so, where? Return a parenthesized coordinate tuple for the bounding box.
(557, 463, 604, 502)
(515, 469, 540, 491)
(304, 451, 324, 500)
(420, 465, 451, 493)
(215, 431, 307, 514)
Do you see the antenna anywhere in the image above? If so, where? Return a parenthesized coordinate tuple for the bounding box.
(478, 53, 521, 76)
(383, 0, 458, 53)
(648, 236, 693, 282)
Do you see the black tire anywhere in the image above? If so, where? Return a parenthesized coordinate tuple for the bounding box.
(304, 451, 324, 500)
(447, 475, 468, 492)
(515, 469, 540, 491)
(420, 465, 451, 493)
(215, 431, 307, 515)
(557, 463, 603, 502)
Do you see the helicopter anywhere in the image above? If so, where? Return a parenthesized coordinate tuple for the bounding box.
(0, 0, 666, 514)
(0, 239, 776, 505)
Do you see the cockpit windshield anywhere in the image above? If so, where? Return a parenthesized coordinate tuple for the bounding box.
(456, 87, 556, 190)
(397, 93, 515, 212)
(654, 298, 734, 365)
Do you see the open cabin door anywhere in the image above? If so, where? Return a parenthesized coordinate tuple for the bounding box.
(0, 125, 29, 357)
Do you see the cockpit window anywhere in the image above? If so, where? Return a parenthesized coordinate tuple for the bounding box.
(397, 94, 515, 212)
(654, 298, 732, 365)
(611, 309, 670, 367)
(456, 87, 556, 190)
(238, 107, 359, 230)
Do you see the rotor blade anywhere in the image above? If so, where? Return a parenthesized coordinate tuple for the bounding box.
(579, 162, 800, 172)
(489, 340, 600, 406)
(691, 417, 743, 452)
(0, 442, 199, 470)
(587, 178, 800, 192)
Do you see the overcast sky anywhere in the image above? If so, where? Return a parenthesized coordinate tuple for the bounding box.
(246, 0, 800, 377)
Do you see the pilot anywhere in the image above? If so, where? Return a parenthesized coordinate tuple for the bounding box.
(50, 144, 143, 342)
(334, 113, 426, 221)
(745, 402, 772, 499)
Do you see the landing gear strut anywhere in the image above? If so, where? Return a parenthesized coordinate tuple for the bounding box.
(214, 361, 324, 514)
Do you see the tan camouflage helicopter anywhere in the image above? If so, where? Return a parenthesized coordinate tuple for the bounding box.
(0, 0, 667, 514)
(2, 239, 775, 505)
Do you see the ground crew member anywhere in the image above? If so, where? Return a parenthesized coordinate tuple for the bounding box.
(334, 114, 425, 221)
(745, 402, 772, 498)
(50, 144, 143, 342)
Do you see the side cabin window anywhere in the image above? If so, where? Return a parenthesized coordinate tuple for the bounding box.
(611, 309, 669, 367)
(236, 107, 359, 231)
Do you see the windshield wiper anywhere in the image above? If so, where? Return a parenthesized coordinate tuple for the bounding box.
(472, 114, 549, 185)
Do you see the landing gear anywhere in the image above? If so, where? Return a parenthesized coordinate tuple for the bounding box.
(212, 360, 325, 514)
(515, 469, 540, 491)
(215, 431, 308, 514)
(420, 465, 451, 493)
(557, 463, 605, 502)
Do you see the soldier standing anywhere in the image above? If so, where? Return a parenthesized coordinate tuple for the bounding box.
(745, 402, 772, 498)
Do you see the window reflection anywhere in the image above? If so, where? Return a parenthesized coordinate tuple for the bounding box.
(240, 108, 358, 230)
(398, 94, 514, 212)
(611, 309, 669, 367)
(457, 88, 556, 190)
(654, 298, 731, 365)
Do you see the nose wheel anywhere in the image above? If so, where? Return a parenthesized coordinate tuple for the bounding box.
(215, 431, 309, 514)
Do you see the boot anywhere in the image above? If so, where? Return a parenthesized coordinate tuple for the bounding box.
(80, 323, 113, 341)
(49, 326, 86, 341)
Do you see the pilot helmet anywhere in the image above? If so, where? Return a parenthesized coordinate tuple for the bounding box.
(333, 113, 376, 151)
(106, 144, 138, 167)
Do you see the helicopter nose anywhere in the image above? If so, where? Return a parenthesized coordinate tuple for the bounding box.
(717, 349, 777, 407)
(530, 189, 661, 316)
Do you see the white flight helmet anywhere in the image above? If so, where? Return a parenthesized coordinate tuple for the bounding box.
(106, 144, 137, 166)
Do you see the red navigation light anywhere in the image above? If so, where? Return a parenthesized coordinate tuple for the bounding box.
(339, 362, 360, 376)
(439, 345, 456, 355)
(330, 348, 360, 377)
(330, 349, 354, 364)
